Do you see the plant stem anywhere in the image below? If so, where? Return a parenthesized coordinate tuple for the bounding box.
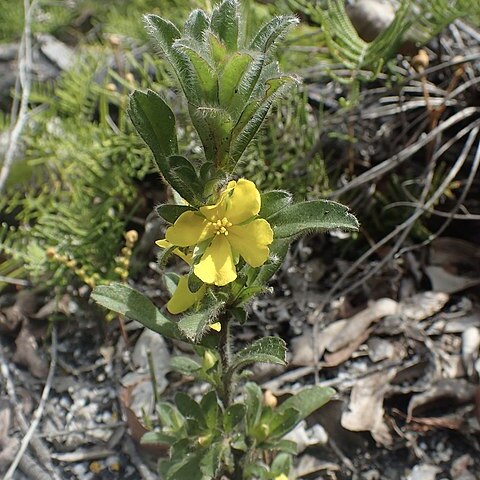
(218, 315, 233, 407)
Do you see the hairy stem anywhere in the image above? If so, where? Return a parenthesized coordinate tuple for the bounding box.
(218, 316, 233, 407)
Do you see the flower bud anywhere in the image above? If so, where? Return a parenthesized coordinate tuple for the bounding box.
(108, 34, 121, 47)
(263, 389, 278, 408)
(203, 350, 217, 370)
(125, 72, 135, 85)
(412, 49, 429, 72)
(198, 434, 211, 446)
(124, 230, 138, 245)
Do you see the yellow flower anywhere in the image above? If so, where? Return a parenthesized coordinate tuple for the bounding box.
(165, 179, 273, 286)
(274, 475, 289, 480)
(155, 239, 206, 314)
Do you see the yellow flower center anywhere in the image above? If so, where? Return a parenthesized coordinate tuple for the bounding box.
(210, 217, 232, 236)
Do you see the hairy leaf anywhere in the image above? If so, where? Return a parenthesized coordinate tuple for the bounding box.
(277, 386, 335, 420)
(91, 283, 184, 341)
(269, 200, 359, 239)
(210, 0, 239, 52)
(229, 337, 287, 374)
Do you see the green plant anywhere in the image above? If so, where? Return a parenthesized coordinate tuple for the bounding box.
(92, 2, 358, 478)
(0, 49, 170, 289)
(288, 0, 477, 105)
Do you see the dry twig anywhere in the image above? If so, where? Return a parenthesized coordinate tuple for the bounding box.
(3, 325, 59, 480)
(0, 0, 36, 194)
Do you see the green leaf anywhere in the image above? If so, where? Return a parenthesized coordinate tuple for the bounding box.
(210, 0, 239, 52)
(277, 386, 335, 421)
(175, 392, 206, 428)
(223, 403, 245, 432)
(266, 407, 300, 439)
(129, 93, 203, 204)
(141, 430, 174, 445)
(165, 451, 211, 480)
(249, 15, 299, 55)
(156, 402, 185, 431)
(156, 204, 195, 224)
(228, 57, 263, 115)
(244, 382, 263, 435)
(200, 390, 220, 429)
(199, 441, 223, 477)
(259, 190, 292, 219)
(170, 356, 202, 375)
(184, 9, 210, 42)
(189, 105, 234, 168)
(218, 52, 253, 108)
(229, 337, 286, 375)
(128, 90, 178, 169)
(232, 285, 267, 306)
(164, 272, 179, 296)
(157, 244, 177, 269)
(177, 295, 224, 342)
(144, 15, 199, 101)
(91, 283, 184, 341)
(177, 44, 218, 102)
(270, 439, 298, 455)
(208, 32, 227, 64)
(230, 76, 296, 163)
(271, 452, 293, 474)
(187, 271, 204, 293)
(165, 154, 204, 206)
(269, 200, 359, 239)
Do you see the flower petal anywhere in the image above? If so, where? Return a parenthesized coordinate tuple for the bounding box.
(166, 211, 215, 247)
(199, 181, 236, 221)
(194, 235, 237, 286)
(225, 178, 261, 224)
(155, 239, 193, 265)
(166, 275, 206, 314)
(227, 218, 273, 267)
(209, 322, 222, 332)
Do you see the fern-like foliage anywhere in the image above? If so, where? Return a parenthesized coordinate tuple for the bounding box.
(289, 0, 476, 84)
(290, 0, 412, 84)
(0, 49, 171, 290)
(412, 0, 475, 44)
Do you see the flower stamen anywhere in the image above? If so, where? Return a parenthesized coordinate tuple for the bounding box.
(211, 217, 232, 236)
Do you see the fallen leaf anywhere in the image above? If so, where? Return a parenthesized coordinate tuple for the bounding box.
(425, 266, 480, 294)
(12, 321, 48, 378)
(367, 337, 405, 363)
(119, 386, 168, 457)
(341, 369, 397, 445)
(407, 379, 477, 421)
(290, 320, 347, 366)
(295, 454, 340, 478)
(324, 328, 372, 366)
(462, 327, 480, 379)
(132, 329, 170, 394)
(451, 454, 474, 479)
(328, 298, 398, 352)
(399, 291, 449, 321)
(430, 237, 480, 270)
(283, 421, 328, 453)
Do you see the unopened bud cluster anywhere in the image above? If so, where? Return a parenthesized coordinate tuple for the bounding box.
(46, 247, 99, 288)
(113, 230, 138, 282)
